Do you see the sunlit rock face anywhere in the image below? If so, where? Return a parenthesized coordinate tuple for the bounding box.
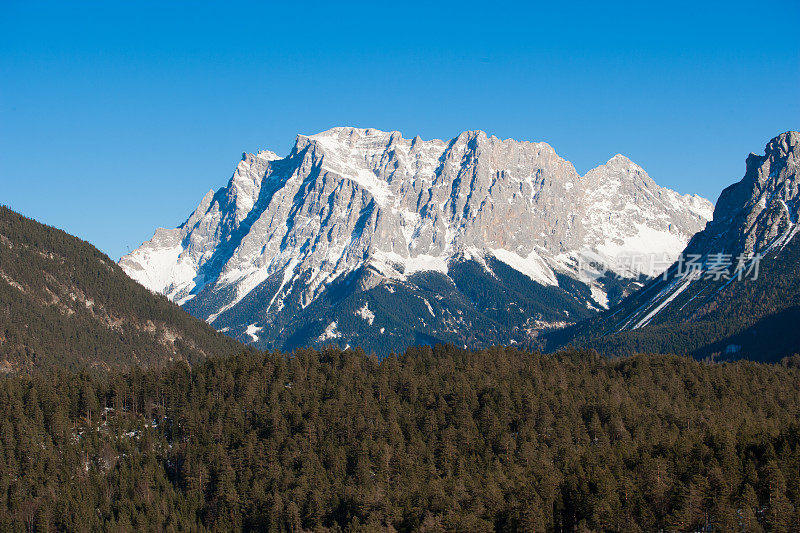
(121, 127, 711, 354)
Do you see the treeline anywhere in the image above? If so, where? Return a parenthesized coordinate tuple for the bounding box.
(1, 346, 799, 531)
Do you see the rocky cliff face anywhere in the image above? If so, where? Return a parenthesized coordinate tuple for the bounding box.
(685, 131, 800, 258)
(552, 131, 800, 362)
(120, 127, 711, 353)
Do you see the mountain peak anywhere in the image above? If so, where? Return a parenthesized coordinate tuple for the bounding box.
(256, 149, 279, 161)
(564, 132, 800, 361)
(687, 131, 799, 258)
(308, 126, 399, 140)
(606, 153, 638, 166)
(766, 130, 800, 158)
(121, 128, 712, 354)
(584, 154, 644, 176)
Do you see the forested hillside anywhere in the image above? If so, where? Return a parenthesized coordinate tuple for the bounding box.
(547, 209, 800, 363)
(0, 206, 243, 371)
(2, 345, 798, 531)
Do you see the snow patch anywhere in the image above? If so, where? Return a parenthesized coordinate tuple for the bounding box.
(355, 302, 375, 325)
(208, 256, 300, 325)
(632, 272, 699, 329)
(490, 248, 557, 286)
(318, 321, 341, 341)
(372, 250, 449, 279)
(594, 222, 688, 278)
(246, 323, 262, 342)
(422, 297, 435, 317)
(120, 229, 198, 301)
(590, 285, 608, 309)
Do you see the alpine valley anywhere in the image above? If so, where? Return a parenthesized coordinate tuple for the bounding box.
(3, 130, 800, 532)
(121, 127, 713, 355)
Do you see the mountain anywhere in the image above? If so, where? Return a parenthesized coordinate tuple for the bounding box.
(549, 131, 800, 362)
(0, 206, 244, 372)
(121, 127, 712, 355)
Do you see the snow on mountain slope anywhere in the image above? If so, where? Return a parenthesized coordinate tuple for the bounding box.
(120, 127, 711, 353)
(551, 131, 800, 362)
(616, 130, 800, 331)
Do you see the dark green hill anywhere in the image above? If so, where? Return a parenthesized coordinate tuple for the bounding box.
(0, 206, 245, 372)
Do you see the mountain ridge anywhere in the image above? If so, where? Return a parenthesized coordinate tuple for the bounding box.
(547, 131, 800, 361)
(121, 127, 712, 354)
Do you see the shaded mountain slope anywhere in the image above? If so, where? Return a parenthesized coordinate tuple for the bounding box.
(0, 206, 244, 371)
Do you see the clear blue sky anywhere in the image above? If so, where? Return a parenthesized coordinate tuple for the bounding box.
(2, 1, 798, 260)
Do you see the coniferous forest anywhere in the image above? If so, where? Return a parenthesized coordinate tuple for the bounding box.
(1, 345, 799, 532)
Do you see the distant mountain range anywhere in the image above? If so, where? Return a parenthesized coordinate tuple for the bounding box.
(0, 206, 244, 371)
(548, 131, 800, 362)
(121, 127, 711, 355)
(3, 130, 797, 367)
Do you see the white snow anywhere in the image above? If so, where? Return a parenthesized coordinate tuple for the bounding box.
(246, 323, 262, 342)
(490, 248, 557, 286)
(597, 222, 687, 262)
(632, 272, 699, 329)
(121, 126, 714, 345)
(355, 302, 375, 325)
(372, 250, 449, 278)
(121, 228, 198, 301)
(206, 257, 299, 325)
(310, 130, 397, 207)
(256, 150, 280, 161)
(776, 222, 799, 252)
(318, 321, 341, 341)
(422, 297, 435, 317)
(320, 164, 394, 207)
(590, 285, 609, 309)
(405, 254, 449, 275)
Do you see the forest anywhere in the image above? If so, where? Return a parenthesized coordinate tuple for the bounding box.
(0, 205, 241, 371)
(548, 229, 800, 364)
(1, 344, 799, 532)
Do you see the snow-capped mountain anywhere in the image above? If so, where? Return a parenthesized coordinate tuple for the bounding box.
(120, 127, 711, 354)
(552, 131, 800, 361)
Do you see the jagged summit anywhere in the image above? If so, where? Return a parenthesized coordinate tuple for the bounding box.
(686, 130, 799, 258)
(306, 126, 559, 148)
(555, 131, 800, 361)
(120, 127, 712, 354)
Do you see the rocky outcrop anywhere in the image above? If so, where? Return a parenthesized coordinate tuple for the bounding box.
(685, 131, 799, 258)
